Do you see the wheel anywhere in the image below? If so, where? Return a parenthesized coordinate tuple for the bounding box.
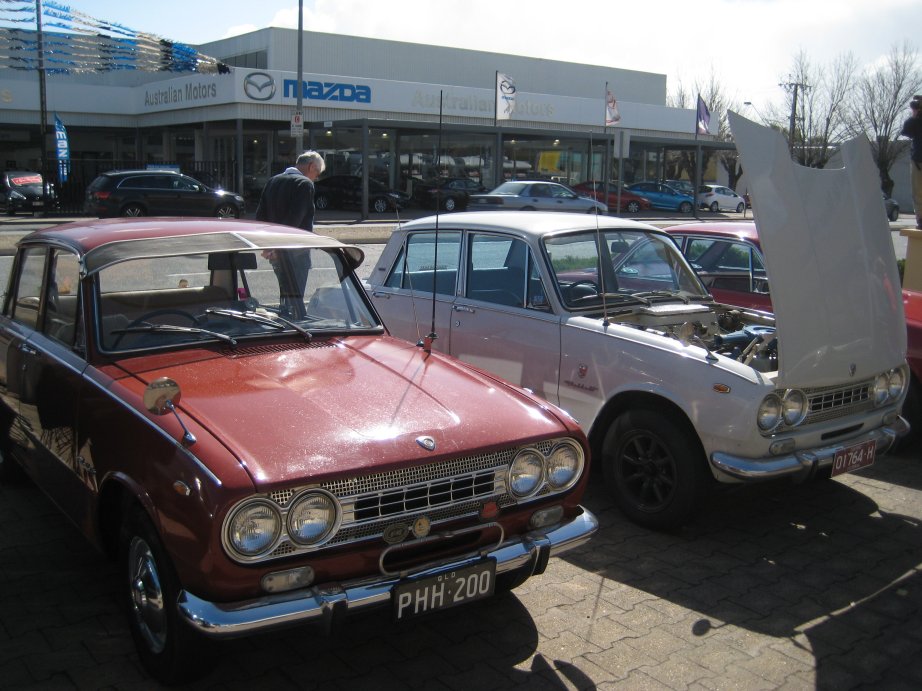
(889, 207, 900, 222)
(626, 200, 640, 213)
(120, 508, 212, 683)
(443, 197, 457, 212)
(735, 202, 745, 213)
(214, 203, 238, 219)
(679, 201, 693, 214)
(586, 206, 603, 214)
(709, 202, 719, 212)
(372, 197, 389, 213)
(893, 375, 921, 452)
(121, 203, 146, 217)
(601, 408, 711, 529)
(314, 193, 330, 211)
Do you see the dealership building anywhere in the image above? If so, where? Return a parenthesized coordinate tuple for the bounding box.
(0, 27, 724, 212)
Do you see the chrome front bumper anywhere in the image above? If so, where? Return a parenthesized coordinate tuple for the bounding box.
(710, 417, 910, 481)
(177, 507, 598, 638)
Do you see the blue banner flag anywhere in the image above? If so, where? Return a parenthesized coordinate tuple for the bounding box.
(696, 95, 711, 135)
(54, 113, 69, 182)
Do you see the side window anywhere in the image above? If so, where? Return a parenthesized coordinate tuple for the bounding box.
(467, 234, 529, 309)
(10, 248, 46, 330)
(42, 250, 81, 346)
(384, 231, 461, 296)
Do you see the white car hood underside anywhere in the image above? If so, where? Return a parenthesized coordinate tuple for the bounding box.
(730, 112, 906, 388)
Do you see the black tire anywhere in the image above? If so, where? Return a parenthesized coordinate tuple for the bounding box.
(315, 193, 330, 211)
(372, 197, 389, 213)
(121, 203, 146, 217)
(626, 200, 640, 213)
(443, 197, 457, 212)
(601, 408, 711, 529)
(893, 375, 921, 452)
(889, 207, 900, 222)
(709, 202, 719, 212)
(120, 508, 212, 684)
(735, 202, 745, 213)
(679, 201, 693, 214)
(214, 203, 239, 219)
(586, 206, 603, 214)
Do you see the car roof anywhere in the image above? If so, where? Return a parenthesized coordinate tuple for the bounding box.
(664, 221, 761, 245)
(17, 217, 365, 275)
(400, 211, 658, 238)
(100, 169, 186, 176)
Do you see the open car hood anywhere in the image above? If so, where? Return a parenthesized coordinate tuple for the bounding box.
(730, 113, 906, 388)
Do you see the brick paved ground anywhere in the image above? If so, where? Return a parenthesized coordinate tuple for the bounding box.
(1, 443, 921, 690)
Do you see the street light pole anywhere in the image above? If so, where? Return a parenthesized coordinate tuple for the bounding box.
(36, 0, 48, 211)
(780, 81, 809, 157)
(295, 0, 304, 153)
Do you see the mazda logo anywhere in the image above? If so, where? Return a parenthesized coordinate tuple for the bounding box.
(499, 79, 516, 96)
(244, 72, 276, 101)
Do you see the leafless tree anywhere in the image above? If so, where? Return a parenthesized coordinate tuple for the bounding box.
(780, 50, 858, 168)
(847, 41, 922, 195)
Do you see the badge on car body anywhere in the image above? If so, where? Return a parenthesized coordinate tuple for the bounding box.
(416, 436, 436, 451)
(383, 523, 409, 544)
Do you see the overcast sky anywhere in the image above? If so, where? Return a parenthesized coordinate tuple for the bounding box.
(23, 0, 921, 110)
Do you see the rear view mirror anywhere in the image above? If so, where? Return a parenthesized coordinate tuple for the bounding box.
(208, 252, 258, 271)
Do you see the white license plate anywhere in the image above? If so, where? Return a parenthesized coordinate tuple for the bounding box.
(393, 560, 496, 621)
(831, 439, 876, 477)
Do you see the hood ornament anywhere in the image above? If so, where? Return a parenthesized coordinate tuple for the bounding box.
(416, 436, 436, 451)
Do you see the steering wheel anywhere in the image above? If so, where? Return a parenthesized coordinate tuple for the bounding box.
(111, 309, 202, 348)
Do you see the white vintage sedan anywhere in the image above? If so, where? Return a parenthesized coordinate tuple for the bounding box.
(366, 117, 910, 529)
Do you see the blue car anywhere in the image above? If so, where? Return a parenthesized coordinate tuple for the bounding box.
(626, 181, 695, 213)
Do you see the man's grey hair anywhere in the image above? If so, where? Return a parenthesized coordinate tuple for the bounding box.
(296, 150, 326, 174)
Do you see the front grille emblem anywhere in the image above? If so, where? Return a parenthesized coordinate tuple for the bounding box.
(416, 436, 436, 451)
(412, 516, 431, 538)
(383, 523, 409, 544)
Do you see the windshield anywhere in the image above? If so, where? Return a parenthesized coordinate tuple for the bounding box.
(96, 248, 379, 352)
(543, 229, 709, 309)
(491, 182, 528, 195)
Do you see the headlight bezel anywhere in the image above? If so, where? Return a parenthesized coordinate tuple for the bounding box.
(757, 393, 783, 432)
(225, 499, 283, 559)
(545, 440, 585, 491)
(508, 448, 545, 498)
(286, 489, 341, 547)
(781, 389, 808, 427)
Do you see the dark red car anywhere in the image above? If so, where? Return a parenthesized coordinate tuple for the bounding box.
(666, 221, 921, 445)
(570, 181, 652, 213)
(0, 217, 597, 683)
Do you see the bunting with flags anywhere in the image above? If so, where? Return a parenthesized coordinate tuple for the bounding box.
(696, 95, 711, 135)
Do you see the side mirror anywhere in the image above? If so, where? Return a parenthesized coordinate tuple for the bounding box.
(144, 377, 196, 446)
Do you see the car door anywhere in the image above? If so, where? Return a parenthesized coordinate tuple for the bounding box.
(446, 232, 561, 403)
(631, 183, 664, 209)
(173, 175, 209, 215)
(367, 230, 462, 349)
(548, 184, 584, 212)
(524, 183, 555, 210)
(3, 247, 91, 524)
(680, 235, 772, 310)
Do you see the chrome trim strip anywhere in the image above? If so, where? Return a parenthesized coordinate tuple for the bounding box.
(178, 507, 598, 638)
(711, 417, 909, 480)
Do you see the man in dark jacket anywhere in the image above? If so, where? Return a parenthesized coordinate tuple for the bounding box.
(255, 150, 325, 230)
(901, 96, 922, 230)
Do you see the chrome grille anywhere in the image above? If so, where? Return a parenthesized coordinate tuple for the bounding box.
(805, 381, 873, 424)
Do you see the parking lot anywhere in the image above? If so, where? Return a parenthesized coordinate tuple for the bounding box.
(1, 442, 920, 690)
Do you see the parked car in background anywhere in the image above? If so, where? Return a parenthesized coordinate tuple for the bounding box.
(570, 181, 652, 213)
(884, 194, 900, 222)
(625, 181, 694, 213)
(314, 174, 410, 213)
(413, 177, 486, 211)
(664, 179, 696, 197)
(697, 184, 747, 213)
(468, 181, 607, 214)
(84, 170, 244, 218)
(666, 220, 921, 448)
(368, 118, 911, 529)
(1, 171, 55, 215)
(0, 217, 597, 683)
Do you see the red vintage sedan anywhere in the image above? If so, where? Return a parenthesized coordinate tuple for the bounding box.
(570, 181, 653, 214)
(0, 217, 597, 683)
(666, 221, 920, 445)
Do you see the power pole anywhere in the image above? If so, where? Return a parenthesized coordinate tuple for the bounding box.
(780, 80, 810, 157)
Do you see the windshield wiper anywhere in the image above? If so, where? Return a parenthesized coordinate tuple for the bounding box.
(628, 290, 691, 304)
(206, 308, 313, 341)
(571, 292, 651, 306)
(111, 322, 237, 345)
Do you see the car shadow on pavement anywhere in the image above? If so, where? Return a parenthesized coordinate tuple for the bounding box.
(567, 453, 922, 688)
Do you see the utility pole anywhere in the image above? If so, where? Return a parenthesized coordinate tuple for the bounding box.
(780, 80, 810, 157)
(295, 0, 304, 153)
(36, 0, 48, 211)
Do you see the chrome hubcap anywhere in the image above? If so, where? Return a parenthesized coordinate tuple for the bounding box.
(128, 536, 167, 653)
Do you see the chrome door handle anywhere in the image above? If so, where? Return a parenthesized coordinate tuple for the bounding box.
(18, 344, 37, 355)
(371, 291, 389, 299)
(453, 305, 474, 314)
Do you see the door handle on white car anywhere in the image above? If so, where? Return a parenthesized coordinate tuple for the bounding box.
(453, 305, 475, 313)
(370, 291, 389, 299)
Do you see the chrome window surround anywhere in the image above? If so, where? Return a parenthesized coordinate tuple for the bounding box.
(222, 437, 583, 564)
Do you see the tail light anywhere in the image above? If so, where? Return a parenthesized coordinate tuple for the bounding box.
(93, 191, 111, 200)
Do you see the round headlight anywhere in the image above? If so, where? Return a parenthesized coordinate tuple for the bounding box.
(287, 491, 339, 545)
(887, 368, 906, 401)
(873, 373, 890, 406)
(508, 449, 544, 497)
(781, 389, 807, 427)
(227, 501, 281, 557)
(546, 441, 584, 490)
(758, 393, 783, 431)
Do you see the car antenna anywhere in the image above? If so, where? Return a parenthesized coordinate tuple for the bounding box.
(590, 130, 611, 326)
(419, 90, 444, 354)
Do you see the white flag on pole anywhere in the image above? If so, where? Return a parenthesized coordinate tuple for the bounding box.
(496, 72, 516, 121)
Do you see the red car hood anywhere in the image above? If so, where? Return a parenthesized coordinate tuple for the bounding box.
(115, 336, 566, 489)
